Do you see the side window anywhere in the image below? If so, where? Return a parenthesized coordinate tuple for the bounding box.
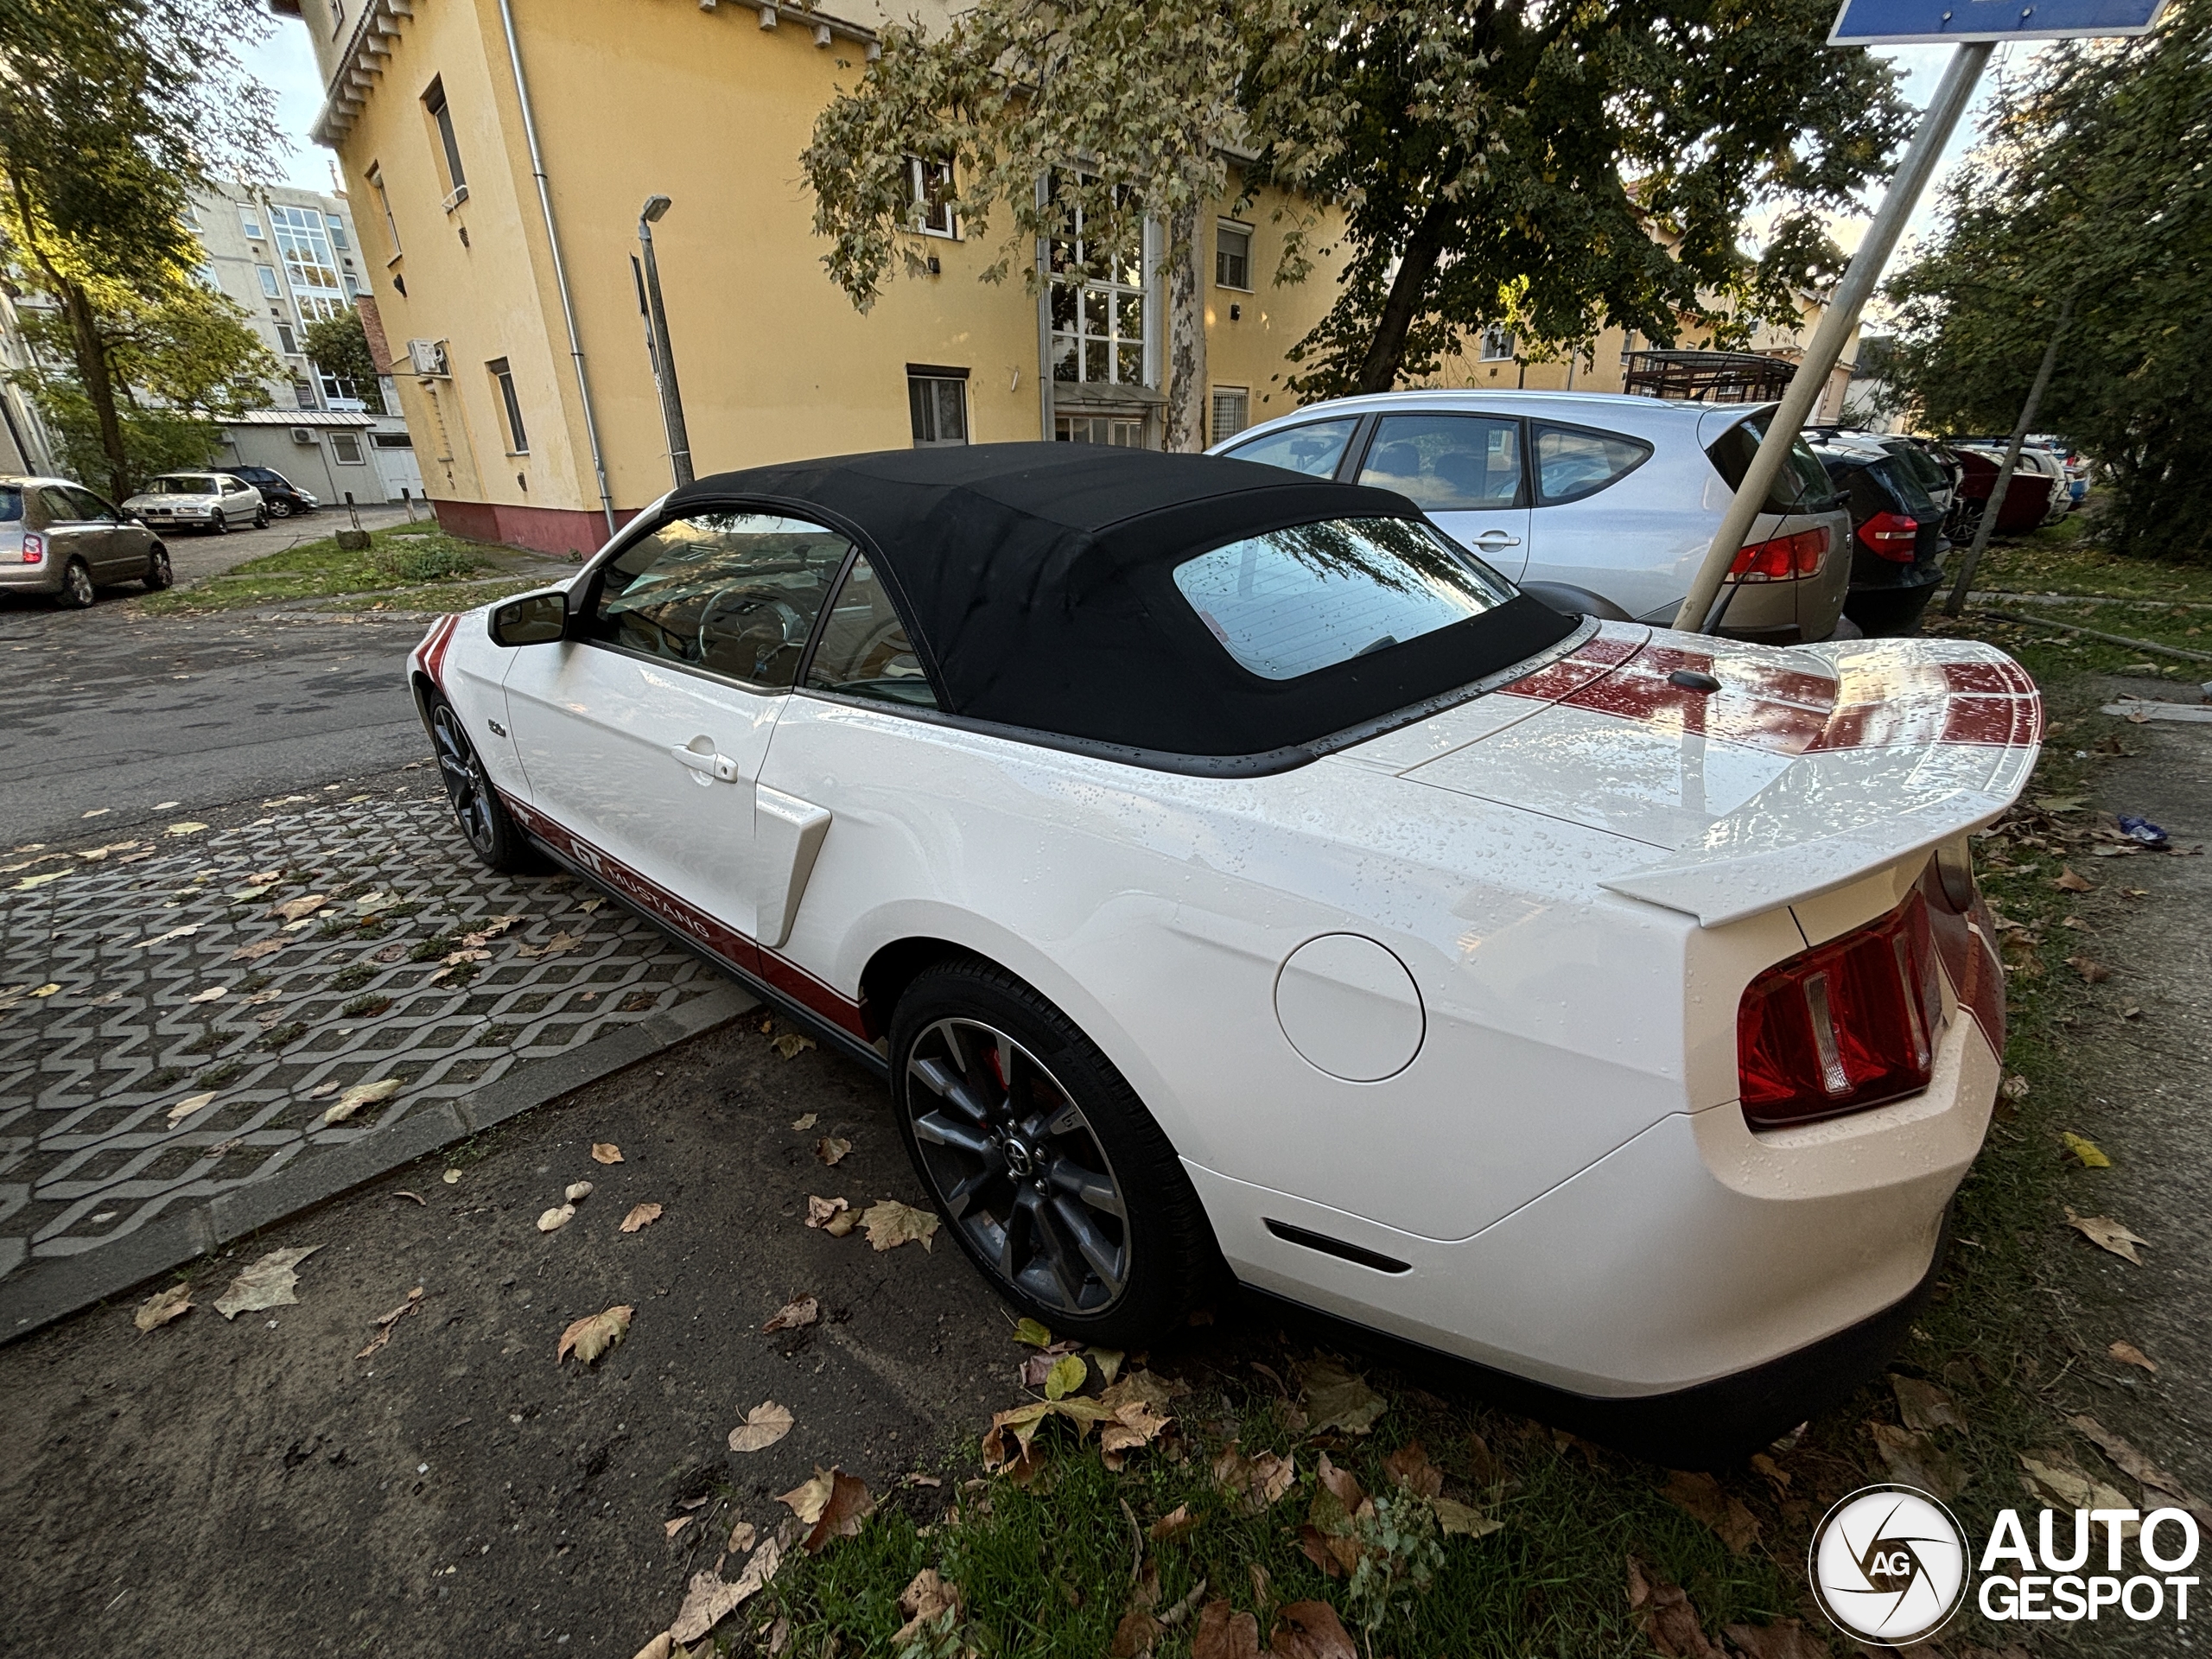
(805, 555, 938, 709)
(1222, 416, 1357, 480)
(1357, 414, 1522, 512)
(38, 487, 78, 523)
(1532, 423, 1653, 505)
(65, 486, 118, 523)
(588, 512, 853, 690)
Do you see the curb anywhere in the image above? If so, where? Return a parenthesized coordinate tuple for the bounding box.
(0, 983, 756, 1344)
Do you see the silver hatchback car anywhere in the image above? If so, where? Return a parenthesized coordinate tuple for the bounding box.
(1209, 391, 1853, 642)
(0, 476, 170, 607)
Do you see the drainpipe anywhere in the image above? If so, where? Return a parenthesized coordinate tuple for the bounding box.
(496, 0, 618, 536)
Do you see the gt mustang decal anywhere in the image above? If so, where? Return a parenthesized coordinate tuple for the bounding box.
(413, 613, 462, 695)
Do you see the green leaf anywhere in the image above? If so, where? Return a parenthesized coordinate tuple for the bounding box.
(1044, 1352, 1087, 1401)
(1011, 1317, 1054, 1348)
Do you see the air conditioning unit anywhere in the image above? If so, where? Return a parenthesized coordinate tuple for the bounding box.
(406, 338, 450, 377)
(289, 427, 316, 445)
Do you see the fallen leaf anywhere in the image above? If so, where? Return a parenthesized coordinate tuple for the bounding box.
(137, 923, 200, 949)
(1092, 1347, 1126, 1386)
(1214, 1441, 1298, 1511)
(1300, 1359, 1387, 1436)
(823, 1208, 859, 1237)
(187, 984, 226, 1004)
(1661, 1470, 1761, 1553)
(771, 1028, 815, 1060)
(1627, 1556, 1720, 1659)
(165, 1090, 218, 1127)
(893, 1567, 963, 1647)
(815, 1135, 851, 1166)
(727, 1520, 757, 1554)
(1045, 1351, 1088, 1400)
(2067, 1207, 2149, 1264)
(786, 1467, 871, 1553)
(2054, 867, 2094, 892)
(538, 1205, 575, 1233)
(620, 1202, 663, 1233)
(564, 1179, 594, 1203)
(357, 1287, 426, 1358)
(556, 1304, 633, 1365)
(231, 938, 286, 963)
(2019, 1450, 2134, 1526)
(2066, 956, 2111, 983)
(2001, 1074, 2031, 1102)
(729, 1401, 796, 1453)
(791, 1112, 817, 1131)
(134, 1283, 192, 1332)
(1723, 1619, 1832, 1659)
(1268, 1599, 1358, 1659)
(1891, 1375, 1966, 1433)
(442, 1168, 463, 1185)
(2068, 1414, 2202, 1508)
(1870, 1422, 1967, 1500)
(1149, 1503, 1199, 1541)
(1113, 1607, 1163, 1659)
(779, 1470, 835, 1524)
(270, 893, 327, 922)
(516, 930, 583, 959)
(1432, 1496, 1502, 1537)
(1190, 1599, 1261, 1659)
(322, 1077, 401, 1125)
(664, 1516, 693, 1541)
(1011, 1317, 1054, 1348)
(762, 1296, 820, 1333)
(860, 1198, 938, 1252)
(804, 1194, 849, 1230)
(14, 872, 68, 891)
(590, 1142, 624, 1165)
(2062, 1132, 2113, 1168)
(213, 1245, 322, 1319)
(1382, 1440, 1446, 1499)
(666, 1566, 744, 1647)
(166, 821, 209, 836)
(2110, 1340, 2158, 1373)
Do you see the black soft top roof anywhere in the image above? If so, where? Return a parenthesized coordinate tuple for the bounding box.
(661, 444, 1572, 765)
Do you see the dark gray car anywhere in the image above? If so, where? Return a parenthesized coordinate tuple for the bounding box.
(0, 476, 170, 607)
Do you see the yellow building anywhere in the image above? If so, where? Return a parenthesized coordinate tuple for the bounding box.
(283, 0, 1344, 554)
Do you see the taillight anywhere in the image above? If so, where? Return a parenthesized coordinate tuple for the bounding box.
(22, 532, 43, 564)
(1857, 511, 1921, 562)
(1727, 527, 1827, 582)
(1737, 890, 1944, 1128)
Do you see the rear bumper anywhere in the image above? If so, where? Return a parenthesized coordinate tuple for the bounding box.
(0, 563, 60, 595)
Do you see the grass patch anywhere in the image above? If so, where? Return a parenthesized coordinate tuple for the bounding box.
(137, 524, 558, 616)
(1966, 522, 2212, 606)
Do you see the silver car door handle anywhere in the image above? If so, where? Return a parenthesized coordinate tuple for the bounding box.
(673, 743, 740, 782)
(1472, 532, 1522, 549)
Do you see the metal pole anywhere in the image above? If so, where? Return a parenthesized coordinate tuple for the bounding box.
(1942, 293, 2074, 615)
(637, 204, 695, 489)
(496, 0, 619, 536)
(1673, 41, 1993, 634)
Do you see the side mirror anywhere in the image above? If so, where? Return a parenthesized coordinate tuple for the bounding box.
(488, 590, 569, 647)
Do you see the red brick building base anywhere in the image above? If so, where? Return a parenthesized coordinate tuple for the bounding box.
(430, 499, 641, 557)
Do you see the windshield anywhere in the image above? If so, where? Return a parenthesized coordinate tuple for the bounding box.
(1706, 414, 1838, 514)
(143, 476, 219, 495)
(1173, 517, 1516, 681)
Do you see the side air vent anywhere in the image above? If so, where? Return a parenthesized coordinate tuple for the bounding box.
(1263, 1219, 1411, 1275)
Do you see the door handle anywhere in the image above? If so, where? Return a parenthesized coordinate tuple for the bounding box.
(673, 741, 740, 783)
(1471, 532, 1522, 549)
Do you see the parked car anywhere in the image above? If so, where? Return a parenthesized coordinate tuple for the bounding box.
(0, 475, 170, 607)
(410, 444, 2037, 1459)
(224, 465, 320, 518)
(1806, 438, 1951, 637)
(1948, 444, 2059, 537)
(1209, 391, 1853, 645)
(121, 472, 267, 534)
(1808, 428, 1961, 524)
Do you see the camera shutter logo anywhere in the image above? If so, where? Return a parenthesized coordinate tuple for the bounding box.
(1809, 1484, 1971, 1644)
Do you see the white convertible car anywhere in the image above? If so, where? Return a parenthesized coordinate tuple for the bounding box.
(410, 446, 2032, 1458)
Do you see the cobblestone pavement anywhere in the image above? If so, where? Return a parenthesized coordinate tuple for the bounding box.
(0, 785, 728, 1289)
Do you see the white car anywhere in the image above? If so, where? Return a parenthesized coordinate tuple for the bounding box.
(410, 446, 2035, 1459)
(121, 472, 267, 534)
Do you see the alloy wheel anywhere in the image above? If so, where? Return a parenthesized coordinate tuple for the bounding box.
(60, 559, 93, 608)
(209, 512, 226, 535)
(431, 702, 499, 858)
(270, 499, 294, 518)
(145, 548, 171, 590)
(905, 1017, 1129, 1315)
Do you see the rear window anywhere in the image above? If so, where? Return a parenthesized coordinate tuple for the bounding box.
(1171, 516, 1515, 681)
(1884, 442, 1948, 494)
(1534, 423, 1653, 505)
(1706, 415, 1838, 515)
(1222, 418, 1357, 480)
(0, 486, 20, 524)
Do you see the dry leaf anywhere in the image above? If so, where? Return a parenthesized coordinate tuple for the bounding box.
(1011, 1316, 1054, 1347)
(1870, 1422, 1967, 1500)
(772, 1030, 815, 1059)
(1300, 1359, 1387, 1436)
(1191, 1600, 1261, 1659)
(591, 1142, 624, 1165)
(165, 1091, 217, 1127)
(1626, 1556, 1720, 1659)
(2062, 1132, 2113, 1168)
(565, 1180, 594, 1202)
(1268, 1600, 1358, 1659)
(517, 930, 582, 959)
(1149, 1503, 1199, 1541)
(893, 1567, 963, 1647)
(1092, 1347, 1126, 1386)
(1661, 1470, 1762, 1553)
(727, 1520, 757, 1554)
(270, 893, 327, 922)
(779, 1470, 834, 1524)
(620, 1202, 663, 1234)
(1113, 1607, 1164, 1659)
(791, 1113, 817, 1131)
(213, 1245, 322, 1319)
(860, 1198, 938, 1251)
(823, 1208, 859, 1237)
(556, 1304, 633, 1365)
(1891, 1375, 1966, 1433)
(188, 985, 226, 1004)
(1382, 1440, 1446, 1499)
(2019, 1450, 2134, 1526)
(356, 1287, 426, 1358)
(538, 1205, 576, 1233)
(134, 1282, 192, 1332)
(2055, 867, 2094, 892)
(2067, 1207, 2149, 1264)
(2067, 956, 2111, 983)
(166, 821, 208, 836)
(762, 1296, 820, 1333)
(664, 1516, 693, 1541)
(2110, 1340, 2158, 1373)
(322, 1077, 401, 1125)
(815, 1135, 851, 1166)
(729, 1401, 796, 1453)
(789, 1468, 871, 1554)
(1723, 1619, 1832, 1659)
(2068, 1414, 2202, 1509)
(231, 938, 286, 963)
(1214, 1442, 1298, 1511)
(1044, 1352, 1088, 1400)
(1432, 1496, 1501, 1537)
(804, 1195, 849, 1229)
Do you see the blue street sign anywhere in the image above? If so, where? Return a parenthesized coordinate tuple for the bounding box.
(1831, 0, 2169, 43)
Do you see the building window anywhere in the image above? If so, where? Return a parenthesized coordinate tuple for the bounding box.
(1055, 416, 1146, 447)
(257, 264, 282, 299)
(906, 368, 968, 446)
(326, 213, 349, 251)
(1049, 183, 1148, 388)
(1211, 386, 1249, 443)
(1215, 223, 1252, 290)
(330, 431, 367, 465)
(367, 165, 401, 254)
(268, 204, 349, 321)
(195, 263, 221, 292)
(239, 204, 264, 240)
(906, 156, 956, 238)
(276, 320, 299, 354)
(1479, 325, 1516, 362)
(488, 358, 528, 454)
(327, 0, 346, 29)
(293, 377, 321, 410)
(423, 78, 467, 193)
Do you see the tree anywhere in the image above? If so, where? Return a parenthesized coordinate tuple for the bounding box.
(0, 0, 279, 497)
(1241, 0, 1915, 396)
(1885, 1, 2212, 561)
(306, 310, 380, 406)
(803, 1, 1248, 451)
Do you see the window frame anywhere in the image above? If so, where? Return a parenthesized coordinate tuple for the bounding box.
(906, 156, 957, 238)
(367, 164, 402, 255)
(1214, 221, 1253, 292)
(238, 204, 264, 240)
(1349, 410, 1532, 512)
(329, 432, 368, 466)
(423, 77, 467, 193)
(906, 366, 969, 447)
(801, 551, 941, 711)
(486, 357, 528, 454)
(257, 264, 283, 299)
(1209, 385, 1249, 446)
(1478, 325, 1516, 363)
(1529, 418, 1656, 507)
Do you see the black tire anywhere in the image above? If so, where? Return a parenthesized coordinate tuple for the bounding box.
(268, 499, 294, 519)
(143, 544, 172, 592)
(427, 693, 536, 873)
(58, 557, 95, 609)
(208, 512, 227, 536)
(889, 958, 1220, 1348)
(253, 507, 270, 529)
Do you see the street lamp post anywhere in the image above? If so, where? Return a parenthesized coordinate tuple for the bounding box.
(637, 194, 694, 488)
